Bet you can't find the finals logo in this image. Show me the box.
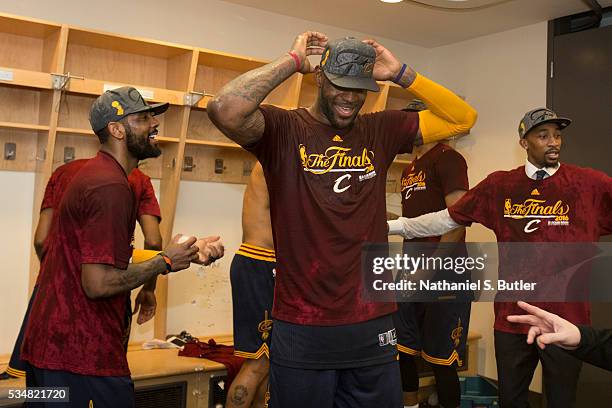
[299,144,376,193]
[503,196,570,233]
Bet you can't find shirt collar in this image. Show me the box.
[525,159,560,180]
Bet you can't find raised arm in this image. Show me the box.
[363,39,477,146]
[207,31,327,146]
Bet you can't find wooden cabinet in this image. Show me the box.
[0,11,420,338]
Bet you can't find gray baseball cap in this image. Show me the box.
[402,99,427,112]
[518,108,571,138]
[89,86,169,133]
[320,37,379,92]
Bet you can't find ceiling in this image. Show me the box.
[222,0,611,47]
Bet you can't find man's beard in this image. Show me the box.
[126,124,162,160]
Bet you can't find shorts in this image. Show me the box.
[230,243,276,359]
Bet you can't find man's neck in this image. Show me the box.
[99,145,137,175]
[306,101,332,126]
[413,142,438,158]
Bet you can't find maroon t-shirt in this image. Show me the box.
[39,161,160,264]
[247,105,418,325]
[448,164,612,333]
[401,143,468,243]
[42,161,160,219]
[22,151,138,376]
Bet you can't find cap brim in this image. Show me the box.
[523,117,572,137]
[132,102,170,116]
[324,71,379,92]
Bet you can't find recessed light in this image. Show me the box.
[380,0,403,3]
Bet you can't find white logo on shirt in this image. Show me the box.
[333,174,352,193]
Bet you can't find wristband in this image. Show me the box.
[158,252,173,275]
[132,249,161,263]
[394,63,407,85]
[288,51,301,72]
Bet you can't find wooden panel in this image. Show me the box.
[0,85,52,125]
[193,65,241,96]
[0,13,60,38]
[186,109,228,143]
[298,74,317,108]
[68,28,190,59]
[66,78,184,105]
[52,133,99,170]
[0,32,43,71]
[197,49,265,72]
[361,84,389,114]
[0,129,43,172]
[42,25,68,74]
[136,153,164,180]
[263,73,302,109]
[0,67,53,89]
[181,145,254,184]
[386,84,418,110]
[57,92,97,130]
[166,51,195,92]
[65,43,170,90]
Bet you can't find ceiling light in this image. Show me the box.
[380,0,403,3]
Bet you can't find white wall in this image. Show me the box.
[0,172,34,354]
[427,21,549,389]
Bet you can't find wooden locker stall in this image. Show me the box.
[0,11,421,340]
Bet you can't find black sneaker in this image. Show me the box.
[0,371,17,380]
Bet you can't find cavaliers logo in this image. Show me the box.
[321,49,330,67]
[451,318,463,348]
[258,310,273,341]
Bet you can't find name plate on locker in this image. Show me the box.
[0,69,14,81]
[103,84,155,100]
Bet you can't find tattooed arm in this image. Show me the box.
[207,31,327,146]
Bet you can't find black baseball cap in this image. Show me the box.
[518,108,571,138]
[402,99,427,112]
[320,37,379,92]
[89,86,169,133]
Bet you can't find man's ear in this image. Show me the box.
[519,137,528,151]
[107,122,125,140]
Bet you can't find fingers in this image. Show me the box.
[507,314,541,326]
[516,301,550,320]
[526,326,541,344]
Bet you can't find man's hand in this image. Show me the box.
[163,234,199,271]
[194,236,225,266]
[133,289,156,324]
[362,39,402,82]
[507,301,582,350]
[290,31,328,74]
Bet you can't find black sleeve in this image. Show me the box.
[569,325,612,371]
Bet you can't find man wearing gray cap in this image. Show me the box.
[389,108,612,407]
[208,31,477,407]
[21,87,203,407]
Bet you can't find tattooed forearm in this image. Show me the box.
[207,54,296,145]
[82,257,165,299]
[395,66,417,89]
[224,55,296,106]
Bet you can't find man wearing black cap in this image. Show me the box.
[20,87,202,407]
[208,32,477,407]
[389,108,612,407]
